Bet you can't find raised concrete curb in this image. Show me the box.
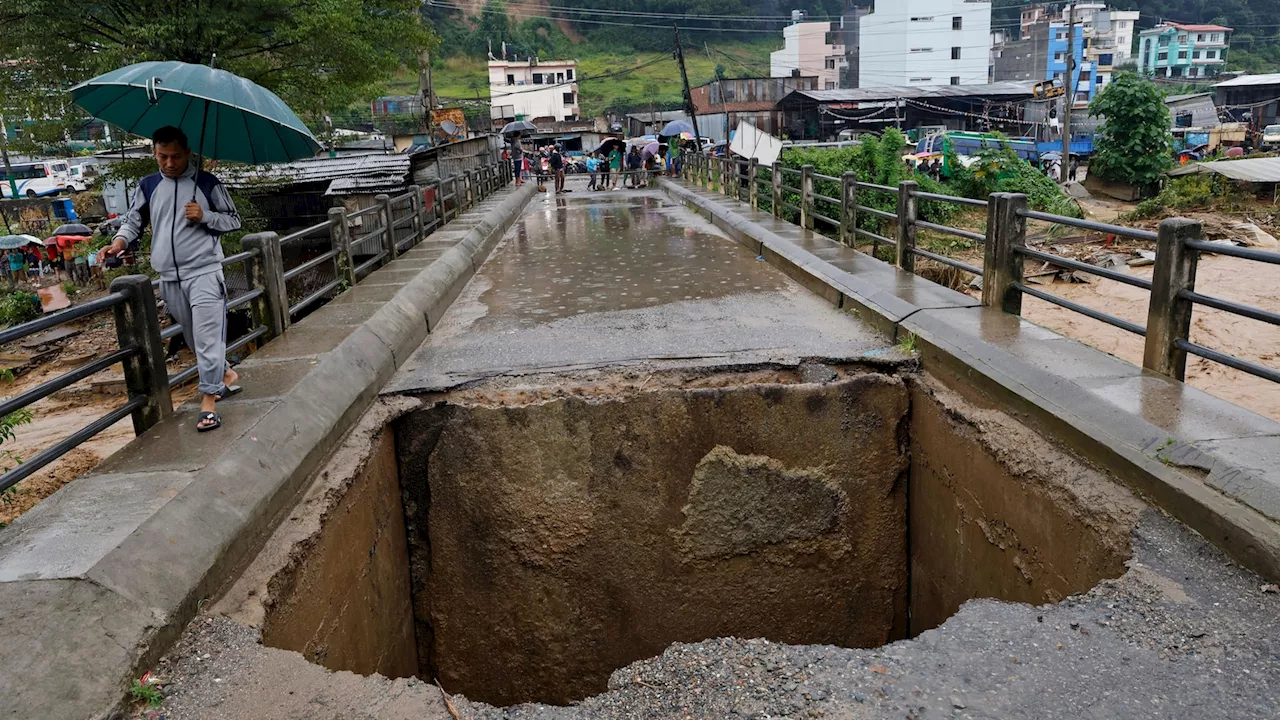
[0,183,536,719]
[659,178,1280,582]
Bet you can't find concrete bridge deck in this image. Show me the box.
[2,178,1280,719]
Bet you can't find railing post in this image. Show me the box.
[109,275,172,435]
[771,162,783,218]
[464,170,475,209]
[801,164,815,231]
[1143,218,1202,381]
[982,192,1028,314]
[431,178,444,229]
[748,158,759,210]
[896,180,918,271]
[450,175,461,220]
[841,172,857,248]
[409,185,424,243]
[328,207,355,287]
[377,193,399,261]
[242,231,288,338]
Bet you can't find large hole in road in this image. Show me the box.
[251,366,1139,707]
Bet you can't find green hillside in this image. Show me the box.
[386,42,777,118]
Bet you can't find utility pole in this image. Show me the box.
[674,25,704,153]
[1061,3,1075,183]
[0,114,18,200]
[419,49,435,133]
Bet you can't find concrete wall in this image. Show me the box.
[259,429,418,678]
[860,0,992,87]
[908,378,1140,632]
[397,373,911,706]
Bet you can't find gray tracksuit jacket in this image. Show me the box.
[116,165,242,282]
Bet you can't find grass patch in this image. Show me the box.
[896,331,918,354]
[129,679,164,708]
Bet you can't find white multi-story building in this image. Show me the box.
[859,0,993,88]
[1090,9,1140,87]
[487,59,580,124]
[771,21,847,90]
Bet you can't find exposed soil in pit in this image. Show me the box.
[209,364,1141,711]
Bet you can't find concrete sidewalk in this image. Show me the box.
[660,178,1280,582]
[0,183,537,719]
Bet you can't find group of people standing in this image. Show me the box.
[507,132,688,193]
[2,243,102,288]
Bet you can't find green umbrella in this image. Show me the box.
[70,60,321,165]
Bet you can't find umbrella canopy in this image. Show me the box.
[0,234,41,250]
[659,119,694,137]
[54,235,91,250]
[1040,151,1062,161]
[595,137,625,155]
[70,61,320,164]
[641,141,663,160]
[627,135,657,147]
[502,120,537,137]
[53,223,93,237]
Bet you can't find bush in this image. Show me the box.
[950,144,1083,218]
[1120,174,1231,220]
[0,291,40,328]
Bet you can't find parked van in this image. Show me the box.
[1260,125,1280,150]
[0,160,75,198]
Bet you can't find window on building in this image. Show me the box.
[910,48,932,53]
[1178,50,1188,60]
[1206,50,1217,59]
[1054,51,1065,62]
[1055,30,1064,40]
[1157,51,1168,62]
[506,74,515,85]
[1144,39,1151,51]
[1119,21,1128,29]
[1196,33,1205,42]
[1188,67,1199,78]
[563,92,575,105]
[951,76,961,85]
[909,77,933,83]
[556,72,564,83]
[951,47,961,59]
[1158,36,1169,47]
[1192,50,1201,59]
[1053,71,1063,81]
[1171,67,1183,77]
[566,69,574,80]
[532,73,543,84]
[1177,34,1187,43]
[825,80,836,90]
[910,16,934,21]
[952,16,962,30]
[825,58,836,69]
[1210,33,1220,42]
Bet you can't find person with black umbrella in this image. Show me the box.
[509,132,526,186]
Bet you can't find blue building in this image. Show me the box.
[992,21,1099,108]
[1046,22,1098,107]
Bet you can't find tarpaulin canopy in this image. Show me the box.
[1168,156,1280,182]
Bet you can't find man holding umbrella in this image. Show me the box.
[98,126,242,432]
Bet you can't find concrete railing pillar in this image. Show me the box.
[242,232,288,338]
[328,207,355,287]
[409,185,424,243]
[376,193,399,260]
[450,175,461,221]
[841,172,857,248]
[982,192,1028,314]
[896,180,918,271]
[464,170,474,209]
[771,162,783,219]
[801,164,815,231]
[431,179,444,229]
[110,275,172,435]
[1143,218,1202,381]
[748,158,759,210]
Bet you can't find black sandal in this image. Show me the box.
[215,385,242,401]
[197,411,221,433]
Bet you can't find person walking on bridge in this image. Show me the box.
[98,126,243,433]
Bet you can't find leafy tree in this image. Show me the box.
[1088,73,1172,191]
[2,0,436,152]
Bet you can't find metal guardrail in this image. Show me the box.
[680,152,1280,388]
[0,158,512,495]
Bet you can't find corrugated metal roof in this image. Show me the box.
[1214,74,1280,88]
[324,175,411,196]
[783,82,1037,104]
[221,154,410,189]
[1168,157,1280,182]
[1165,93,1214,103]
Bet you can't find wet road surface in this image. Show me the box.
[387,190,893,393]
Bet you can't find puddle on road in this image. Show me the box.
[475,194,787,326]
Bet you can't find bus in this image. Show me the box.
[0,160,76,199]
[915,131,1040,175]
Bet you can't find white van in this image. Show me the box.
[0,160,74,198]
[1261,125,1280,150]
